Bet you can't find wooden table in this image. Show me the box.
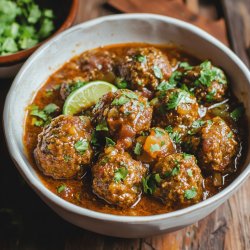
[0,1,249,249]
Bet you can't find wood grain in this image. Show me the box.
[0,1,249,250]
[221,0,250,68]
[107,0,228,45]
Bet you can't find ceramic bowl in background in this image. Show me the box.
[0,0,79,79]
[3,14,250,238]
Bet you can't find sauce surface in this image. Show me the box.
[24,43,247,216]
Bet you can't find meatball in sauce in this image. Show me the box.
[24,43,247,216]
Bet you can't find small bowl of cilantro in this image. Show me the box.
[0,0,78,78]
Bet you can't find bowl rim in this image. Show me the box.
[4,13,250,223]
[0,0,79,66]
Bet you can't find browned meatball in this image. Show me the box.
[176,61,228,104]
[153,88,199,129]
[92,89,153,148]
[118,47,171,91]
[80,49,116,80]
[134,127,176,163]
[151,153,203,206]
[60,50,116,100]
[92,147,147,207]
[186,116,238,172]
[34,115,93,179]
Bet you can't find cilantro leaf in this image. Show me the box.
[105,137,116,147]
[112,96,130,106]
[230,106,244,122]
[135,54,147,63]
[96,120,109,131]
[43,103,59,114]
[153,65,163,79]
[154,173,162,183]
[157,80,176,91]
[57,184,66,193]
[134,142,142,155]
[74,139,89,154]
[166,90,194,110]
[114,167,128,182]
[150,144,161,152]
[116,78,128,89]
[171,165,180,176]
[184,187,197,199]
[142,175,156,194]
[91,131,99,146]
[153,128,165,137]
[187,169,193,177]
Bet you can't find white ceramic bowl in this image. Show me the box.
[4,14,250,238]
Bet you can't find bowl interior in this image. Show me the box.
[5,14,250,219]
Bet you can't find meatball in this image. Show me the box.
[34,115,93,179]
[187,116,238,172]
[118,47,171,92]
[92,89,153,148]
[176,61,228,104]
[92,147,147,207]
[134,127,176,163]
[60,50,116,100]
[151,153,203,206]
[153,88,199,129]
[80,49,116,81]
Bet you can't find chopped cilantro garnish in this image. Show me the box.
[187,169,193,177]
[184,187,197,199]
[114,167,128,182]
[57,184,66,193]
[157,81,175,91]
[166,90,194,110]
[206,88,217,102]
[96,120,109,131]
[165,125,181,144]
[165,125,173,133]
[169,131,181,144]
[168,71,182,86]
[134,142,142,155]
[63,155,71,162]
[112,96,130,106]
[105,137,116,147]
[179,62,193,70]
[192,120,206,129]
[43,103,59,114]
[153,128,165,137]
[74,139,89,154]
[135,54,147,63]
[150,144,161,152]
[183,153,192,160]
[69,81,87,93]
[195,60,227,87]
[153,65,163,79]
[91,131,99,147]
[116,78,128,89]
[30,103,58,126]
[142,175,156,194]
[123,91,138,100]
[154,173,162,183]
[227,131,233,138]
[171,165,180,176]
[0,0,55,55]
[230,106,244,122]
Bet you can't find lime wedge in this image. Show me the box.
[63,81,117,115]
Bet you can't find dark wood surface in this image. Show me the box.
[0,0,249,249]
